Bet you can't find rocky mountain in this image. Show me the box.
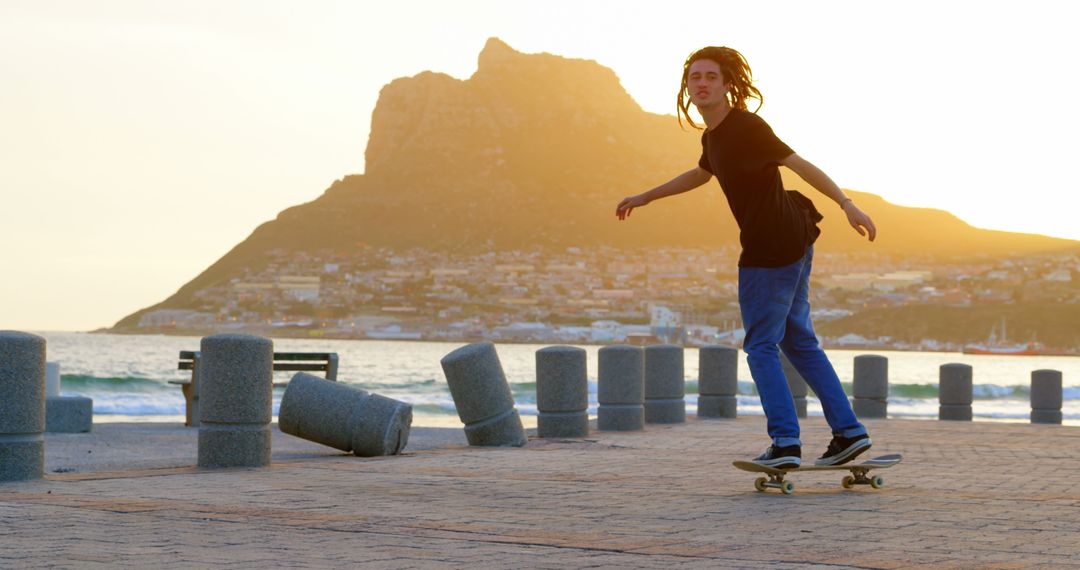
[111,38,1077,329]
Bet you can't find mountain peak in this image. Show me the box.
[365,37,643,177]
[478,37,519,70]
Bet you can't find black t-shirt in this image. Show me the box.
[697,109,822,268]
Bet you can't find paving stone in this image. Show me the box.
[1,417,1078,567]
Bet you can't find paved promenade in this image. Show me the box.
[3,417,1079,569]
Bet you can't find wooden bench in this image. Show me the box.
[169,350,339,426]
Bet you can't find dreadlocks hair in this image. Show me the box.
[677,46,763,130]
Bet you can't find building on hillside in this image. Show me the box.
[278,276,320,302]
[592,289,634,300]
[1044,269,1072,282]
[138,309,216,328]
[824,271,930,292]
[649,304,685,344]
[232,281,276,301]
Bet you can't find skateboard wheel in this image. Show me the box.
[781,481,795,494]
[841,475,855,489]
[754,477,767,492]
[870,475,884,489]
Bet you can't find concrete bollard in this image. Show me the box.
[852,355,888,419]
[0,331,46,482]
[46,396,93,434]
[440,342,527,447]
[939,363,973,421]
[1030,369,1063,425]
[46,362,60,398]
[780,353,808,418]
[198,334,273,468]
[44,362,93,434]
[644,345,685,424]
[535,346,589,438]
[597,345,644,431]
[698,345,738,419]
[280,372,412,456]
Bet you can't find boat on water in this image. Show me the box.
[962,319,1073,356]
[961,341,1061,356]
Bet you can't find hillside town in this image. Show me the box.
[133,246,1080,351]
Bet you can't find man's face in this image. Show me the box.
[687,59,729,109]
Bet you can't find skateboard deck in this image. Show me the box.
[733,453,902,494]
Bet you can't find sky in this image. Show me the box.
[2,0,1078,331]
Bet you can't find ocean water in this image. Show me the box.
[34,332,1080,427]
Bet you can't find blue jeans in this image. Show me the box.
[738,246,867,448]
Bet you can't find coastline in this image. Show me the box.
[87,326,1030,355]
[34,331,1080,427]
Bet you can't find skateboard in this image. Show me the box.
[732,454,902,494]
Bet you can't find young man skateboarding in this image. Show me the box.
[615,46,876,468]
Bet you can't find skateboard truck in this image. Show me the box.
[754,473,795,494]
[840,466,885,490]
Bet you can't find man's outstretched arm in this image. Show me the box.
[782,154,877,241]
[616,167,712,220]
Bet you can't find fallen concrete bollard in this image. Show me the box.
[644,345,685,424]
[536,346,588,438]
[597,345,644,431]
[198,334,273,468]
[440,342,527,447]
[780,353,808,419]
[853,355,888,419]
[1030,369,1063,425]
[280,372,412,456]
[698,345,738,419]
[45,362,93,434]
[0,331,46,482]
[939,363,973,421]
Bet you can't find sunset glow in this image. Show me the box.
[1,0,1077,330]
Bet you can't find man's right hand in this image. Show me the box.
[616,194,649,220]
[615,167,711,220]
